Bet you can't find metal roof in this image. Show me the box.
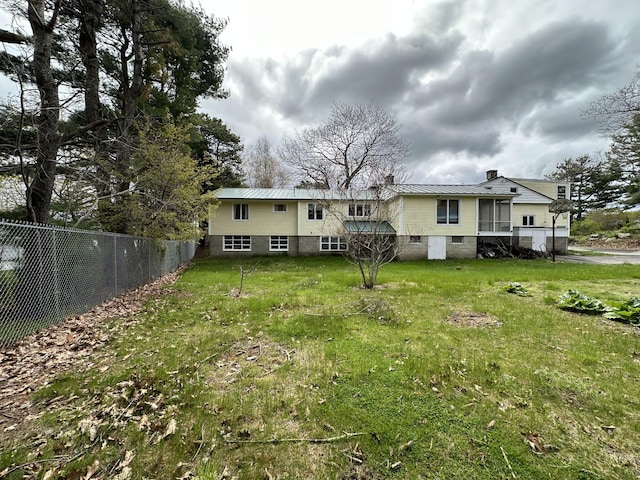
[385,184,519,197]
[214,188,376,201]
[214,184,520,201]
[343,220,396,234]
[214,188,334,200]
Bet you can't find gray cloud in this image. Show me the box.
[422,20,615,126]
[396,19,626,163]
[207,2,640,184]
[226,28,464,122]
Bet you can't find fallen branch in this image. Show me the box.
[2,438,97,477]
[225,431,367,445]
[500,446,516,479]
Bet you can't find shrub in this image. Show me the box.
[557,290,606,315]
[604,297,640,326]
[503,282,528,296]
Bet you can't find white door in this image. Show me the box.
[531,230,547,252]
[427,236,447,260]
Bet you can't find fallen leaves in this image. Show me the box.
[521,431,559,455]
[0,271,181,478]
[0,271,179,442]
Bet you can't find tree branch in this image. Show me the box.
[0,29,29,44]
[59,119,109,145]
[225,431,367,445]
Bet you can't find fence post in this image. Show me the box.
[113,235,118,295]
[53,227,61,320]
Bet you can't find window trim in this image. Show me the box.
[348,202,372,218]
[232,203,249,221]
[522,215,535,226]
[451,236,464,244]
[320,236,347,251]
[269,235,289,251]
[436,199,460,225]
[223,235,251,251]
[557,185,566,199]
[273,203,288,213]
[308,203,323,220]
[409,235,422,244]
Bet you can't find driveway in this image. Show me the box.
[558,246,640,265]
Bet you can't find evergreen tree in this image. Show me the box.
[607,114,640,207]
[548,154,622,218]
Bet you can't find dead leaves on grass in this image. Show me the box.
[0,271,181,478]
[521,431,559,455]
[0,271,179,440]
[207,339,295,391]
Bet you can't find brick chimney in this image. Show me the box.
[486,170,498,180]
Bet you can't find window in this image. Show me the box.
[223,236,251,251]
[269,236,288,251]
[437,199,459,224]
[557,186,566,199]
[308,203,323,220]
[522,215,535,226]
[233,203,249,220]
[409,235,422,244]
[273,204,287,212]
[320,236,347,251]
[451,236,464,244]
[478,199,511,232]
[348,203,372,217]
[510,187,518,193]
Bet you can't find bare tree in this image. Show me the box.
[585,70,640,135]
[330,186,399,289]
[243,137,290,187]
[279,103,410,190]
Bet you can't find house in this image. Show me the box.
[207,171,570,260]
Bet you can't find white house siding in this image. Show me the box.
[512,204,569,229]
[297,201,344,237]
[209,201,298,236]
[513,179,569,200]
[399,196,477,236]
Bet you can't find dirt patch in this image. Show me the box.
[445,310,502,328]
[0,270,180,445]
[207,339,296,391]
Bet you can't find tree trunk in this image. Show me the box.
[78,0,108,195]
[26,0,61,224]
[101,0,145,233]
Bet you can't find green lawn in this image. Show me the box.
[2,257,640,479]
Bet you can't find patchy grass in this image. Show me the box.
[2,257,640,479]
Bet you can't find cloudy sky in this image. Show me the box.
[200,0,640,184]
[0,1,637,185]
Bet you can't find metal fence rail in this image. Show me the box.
[0,219,195,348]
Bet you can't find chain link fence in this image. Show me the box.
[0,219,196,348]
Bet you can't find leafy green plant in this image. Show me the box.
[604,297,640,326]
[503,282,528,296]
[557,290,606,314]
